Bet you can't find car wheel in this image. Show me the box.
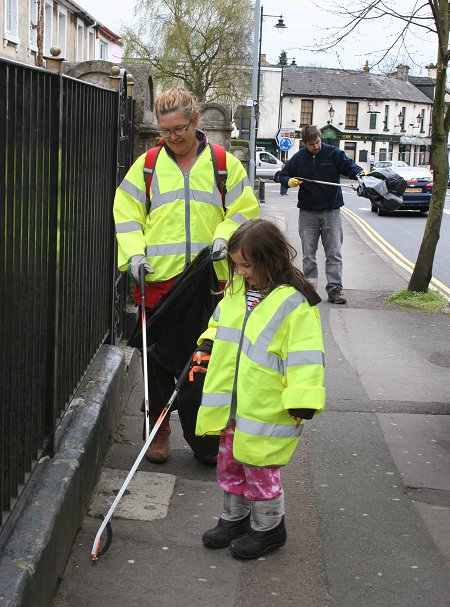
[371,203,377,213]
[377,207,386,216]
[273,171,281,183]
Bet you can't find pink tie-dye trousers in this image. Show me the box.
[217,420,283,501]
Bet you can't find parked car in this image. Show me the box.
[255,148,284,180]
[372,161,433,214]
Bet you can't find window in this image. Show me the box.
[57,6,67,58]
[399,143,411,163]
[369,113,377,129]
[44,0,52,56]
[398,107,406,132]
[29,0,38,51]
[76,20,84,61]
[420,109,425,134]
[259,152,277,165]
[379,148,387,161]
[344,142,356,161]
[5,0,19,43]
[87,29,95,60]
[345,102,358,129]
[99,40,108,60]
[383,105,389,131]
[300,99,313,126]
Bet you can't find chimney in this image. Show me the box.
[395,64,410,81]
[426,63,437,80]
[260,53,268,66]
[363,60,369,72]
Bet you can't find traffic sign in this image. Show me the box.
[276,128,296,144]
[279,137,293,151]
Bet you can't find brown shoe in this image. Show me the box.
[327,288,347,304]
[145,417,171,463]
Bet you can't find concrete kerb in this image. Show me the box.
[0,343,140,607]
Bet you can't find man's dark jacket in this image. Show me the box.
[279,143,363,211]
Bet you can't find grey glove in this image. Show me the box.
[129,254,154,282]
[212,238,228,261]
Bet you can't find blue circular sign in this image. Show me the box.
[279,137,293,151]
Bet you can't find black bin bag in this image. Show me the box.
[177,361,220,460]
[128,246,221,457]
[356,168,407,211]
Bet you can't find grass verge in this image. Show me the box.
[386,289,449,313]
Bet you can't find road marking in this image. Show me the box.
[342,207,450,299]
[444,209,450,215]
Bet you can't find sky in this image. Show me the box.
[83,0,438,76]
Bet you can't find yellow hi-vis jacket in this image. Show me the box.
[113,144,259,281]
[195,277,325,467]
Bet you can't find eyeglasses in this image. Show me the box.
[159,119,192,138]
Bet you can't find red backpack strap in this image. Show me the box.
[143,145,162,206]
[210,143,227,211]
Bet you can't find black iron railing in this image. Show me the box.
[0,57,133,540]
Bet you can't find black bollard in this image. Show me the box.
[259,179,265,204]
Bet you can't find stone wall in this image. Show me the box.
[62,61,238,163]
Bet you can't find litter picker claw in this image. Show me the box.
[90,354,193,561]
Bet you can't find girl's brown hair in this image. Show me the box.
[154,86,198,120]
[227,219,306,294]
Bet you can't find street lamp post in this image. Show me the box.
[248,0,261,190]
[248,2,286,189]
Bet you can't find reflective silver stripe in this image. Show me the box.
[241,291,307,372]
[115,220,142,234]
[236,415,303,438]
[287,350,325,367]
[202,393,232,408]
[213,306,220,322]
[216,326,242,343]
[151,171,222,210]
[227,212,248,226]
[225,177,246,206]
[241,335,284,373]
[119,179,147,204]
[145,242,209,257]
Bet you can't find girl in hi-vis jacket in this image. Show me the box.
[195,219,326,559]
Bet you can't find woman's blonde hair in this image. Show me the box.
[154,86,198,120]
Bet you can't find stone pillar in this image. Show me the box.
[198,103,233,150]
[44,47,64,74]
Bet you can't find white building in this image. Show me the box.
[1,0,122,67]
[255,63,433,170]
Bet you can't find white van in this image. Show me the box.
[255,148,284,180]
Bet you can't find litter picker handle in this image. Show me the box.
[90,353,194,562]
[294,177,355,189]
[139,265,150,441]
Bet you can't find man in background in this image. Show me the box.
[279,125,363,304]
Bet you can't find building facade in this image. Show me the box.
[1,0,121,66]
[255,63,433,170]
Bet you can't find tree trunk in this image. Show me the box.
[408,32,448,292]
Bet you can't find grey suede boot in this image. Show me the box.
[230,494,286,559]
[202,492,251,549]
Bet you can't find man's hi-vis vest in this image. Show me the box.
[113,145,259,282]
[195,278,326,467]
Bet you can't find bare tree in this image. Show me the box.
[300,1,447,293]
[121,0,254,104]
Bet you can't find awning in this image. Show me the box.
[400,136,431,146]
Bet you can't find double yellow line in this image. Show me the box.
[342,206,450,299]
